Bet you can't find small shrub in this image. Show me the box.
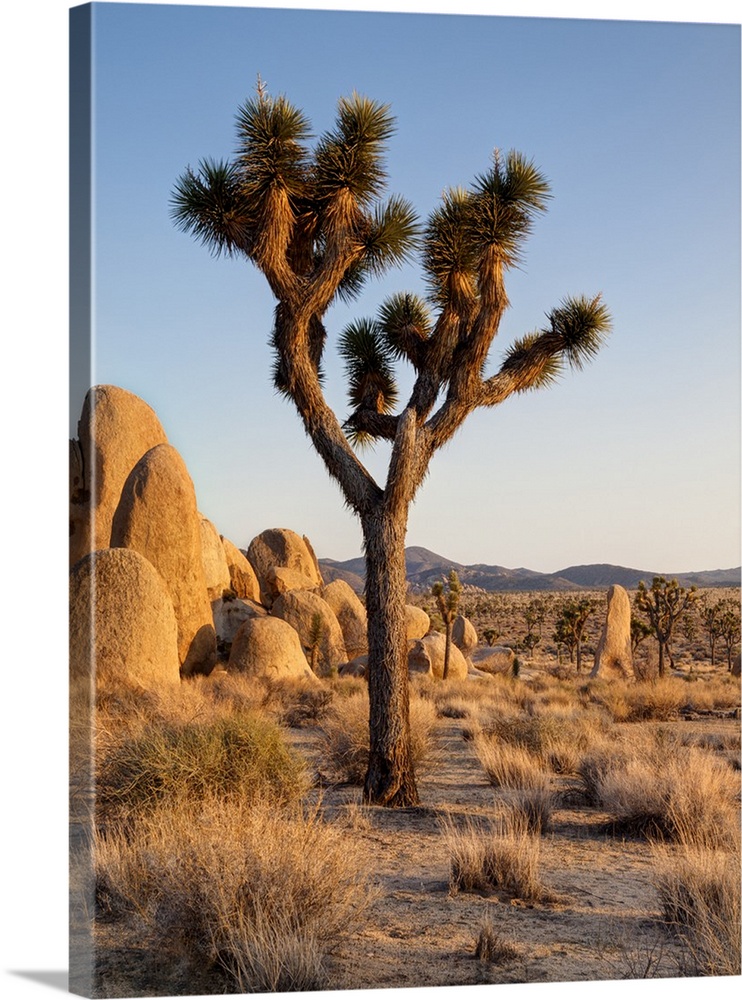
[653,844,741,976]
[94,797,371,992]
[510,783,556,834]
[97,713,309,822]
[436,697,471,719]
[442,810,547,901]
[595,745,740,847]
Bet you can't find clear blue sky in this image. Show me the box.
[75,0,740,573]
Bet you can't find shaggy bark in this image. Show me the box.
[362,507,419,806]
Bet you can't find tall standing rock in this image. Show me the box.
[590,584,634,680]
[69,385,168,566]
[70,548,180,689]
[247,528,324,606]
[110,443,216,677]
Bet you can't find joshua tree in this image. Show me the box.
[432,570,461,680]
[172,86,611,805]
[635,577,697,677]
[307,611,327,675]
[717,599,741,671]
[553,597,596,673]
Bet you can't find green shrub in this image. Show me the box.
[97,713,309,820]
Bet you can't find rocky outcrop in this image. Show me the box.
[408,632,468,681]
[470,645,515,676]
[265,565,321,603]
[319,579,368,660]
[199,516,231,601]
[212,596,267,646]
[452,615,478,656]
[270,589,347,675]
[69,385,168,566]
[227,616,315,681]
[590,584,634,680]
[405,605,430,641]
[247,528,324,606]
[70,548,180,689]
[221,536,261,601]
[110,443,216,677]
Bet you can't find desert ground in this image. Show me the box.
[71,588,741,998]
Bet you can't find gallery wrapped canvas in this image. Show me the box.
[69,2,740,997]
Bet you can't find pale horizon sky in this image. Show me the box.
[66,0,741,576]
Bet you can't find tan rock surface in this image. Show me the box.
[227,616,315,681]
[405,604,431,641]
[266,565,321,602]
[221,536,261,601]
[590,584,634,680]
[199,516,231,601]
[452,614,478,655]
[69,385,168,566]
[212,596,267,646]
[271,589,347,675]
[408,632,469,681]
[320,579,368,660]
[110,443,216,677]
[470,644,515,675]
[69,548,180,689]
[247,527,323,605]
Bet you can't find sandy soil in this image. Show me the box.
[288,714,739,990]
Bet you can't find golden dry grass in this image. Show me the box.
[653,843,741,976]
[441,809,549,901]
[93,795,372,992]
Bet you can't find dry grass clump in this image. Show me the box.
[680,671,742,713]
[653,844,741,976]
[510,783,557,834]
[94,796,371,992]
[583,678,687,723]
[477,709,609,775]
[474,915,522,964]
[441,810,548,901]
[593,744,740,847]
[97,712,309,824]
[317,690,438,784]
[474,737,546,790]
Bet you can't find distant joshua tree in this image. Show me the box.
[432,570,461,680]
[552,597,596,673]
[634,577,698,677]
[172,85,611,805]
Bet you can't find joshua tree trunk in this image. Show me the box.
[362,505,419,806]
[443,624,453,681]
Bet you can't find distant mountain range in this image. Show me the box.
[319,546,741,595]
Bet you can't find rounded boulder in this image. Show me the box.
[227,616,315,681]
[70,548,180,689]
[110,443,216,677]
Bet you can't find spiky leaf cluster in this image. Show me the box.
[171,87,417,296]
[338,319,399,415]
[422,152,550,306]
